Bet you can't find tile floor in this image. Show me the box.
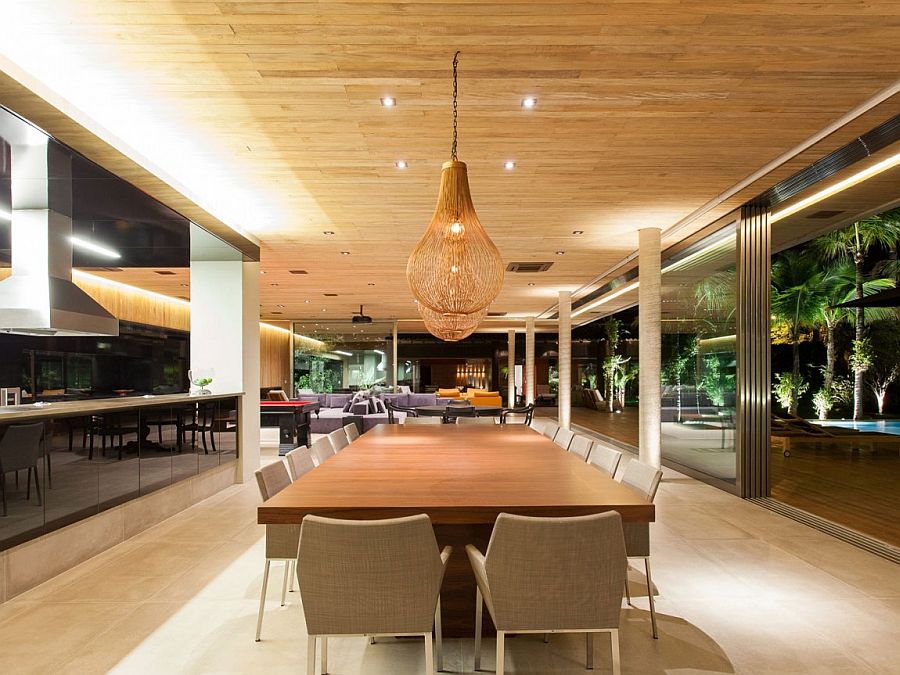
[0,435,898,674]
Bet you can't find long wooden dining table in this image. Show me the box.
[257,423,655,636]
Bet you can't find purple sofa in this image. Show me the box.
[297,392,442,434]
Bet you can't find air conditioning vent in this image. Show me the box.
[323,293,338,297]
[807,210,845,219]
[289,269,308,274]
[506,262,553,273]
[487,312,507,317]
[154,270,176,275]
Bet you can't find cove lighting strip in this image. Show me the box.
[571,281,640,318]
[770,150,900,224]
[74,270,189,307]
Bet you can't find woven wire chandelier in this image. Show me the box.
[418,304,487,342]
[406,52,504,340]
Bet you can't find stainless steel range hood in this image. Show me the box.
[0,138,118,337]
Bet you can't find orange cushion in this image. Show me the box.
[473,391,500,398]
[438,388,460,398]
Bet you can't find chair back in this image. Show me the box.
[255,460,292,501]
[500,403,534,425]
[619,458,663,501]
[0,422,44,472]
[403,417,442,425]
[298,514,446,635]
[343,423,361,442]
[457,416,497,425]
[541,422,560,441]
[588,443,623,477]
[328,428,350,453]
[553,427,575,450]
[267,389,290,401]
[310,436,335,465]
[285,446,316,481]
[484,512,627,632]
[568,434,593,460]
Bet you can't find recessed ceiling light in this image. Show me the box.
[528,282,536,286]
[323,231,335,236]
[395,160,408,169]
[341,251,351,255]
[504,161,515,170]
[259,270,266,274]
[304,299,311,304]
[276,304,285,308]
[322,308,327,312]
[555,251,566,255]
[270,282,279,286]
[368,282,376,286]
[572,230,584,235]
[521,97,537,109]
[381,96,396,107]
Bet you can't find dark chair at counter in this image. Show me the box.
[0,422,45,516]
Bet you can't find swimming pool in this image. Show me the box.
[815,419,900,436]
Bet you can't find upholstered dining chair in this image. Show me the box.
[403,417,442,425]
[499,403,534,425]
[254,460,297,641]
[541,421,560,441]
[0,422,45,516]
[568,434,593,460]
[618,458,664,638]
[310,436,335,465]
[285,446,316,482]
[466,512,627,675]
[298,514,452,675]
[456,416,498,425]
[327,428,350,453]
[553,427,575,451]
[588,443,623,478]
[343,422,361,442]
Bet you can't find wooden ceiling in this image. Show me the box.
[2,1,900,330]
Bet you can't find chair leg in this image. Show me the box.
[281,560,290,606]
[624,570,632,605]
[289,560,296,592]
[645,557,658,639]
[369,636,376,644]
[496,630,505,675]
[46,452,52,489]
[586,632,594,669]
[321,636,328,674]
[307,636,317,675]
[543,633,549,643]
[32,466,41,506]
[1,473,6,516]
[425,631,434,675]
[611,629,621,675]
[26,467,31,500]
[255,560,271,642]
[474,588,483,671]
[435,596,443,672]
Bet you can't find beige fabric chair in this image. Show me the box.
[327,428,350,453]
[568,434,593,460]
[618,458,664,639]
[343,422,361,442]
[403,416,442,425]
[285,446,316,481]
[298,514,452,675]
[588,443,623,477]
[456,416,498,425]
[553,427,575,451]
[466,512,627,675]
[541,421,560,441]
[254,460,298,641]
[310,436,335,465]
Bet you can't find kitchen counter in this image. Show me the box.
[0,391,244,423]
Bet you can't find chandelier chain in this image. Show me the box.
[451,50,460,160]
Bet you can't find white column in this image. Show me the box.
[507,329,516,406]
[525,318,535,405]
[558,291,572,430]
[190,256,260,483]
[392,321,399,391]
[638,227,662,468]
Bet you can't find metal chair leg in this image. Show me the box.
[435,596,444,672]
[624,570,632,605]
[645,557,658,639]
[586,632,594,669]
[289,560,296,592]
[611,629,621,675]
[281,560,290,606]
[543,633,549,643]
[496,630,505,675]
[474,588,483,670]
[321,636,328,674]
[255,560,271,641]
[425,631,434,675]
[306,636,316,675]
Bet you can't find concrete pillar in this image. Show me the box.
[392,321,399,391]
[558,291,572,430]
[525,317,535,405]
[638,227,662,468]
[507,329,516,406]
[190,225,260,483]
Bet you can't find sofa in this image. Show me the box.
[296,392,443,434]
[460,389,503,407]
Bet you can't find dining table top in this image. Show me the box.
[258,424,654,526]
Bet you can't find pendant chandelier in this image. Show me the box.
[418,304,487,342]
[406,52,504,340]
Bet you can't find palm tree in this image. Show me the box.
[817,260,895,397]
[771,250,827,415]
[815,214,900,419]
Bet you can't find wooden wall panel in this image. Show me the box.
[260,323,292,391]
